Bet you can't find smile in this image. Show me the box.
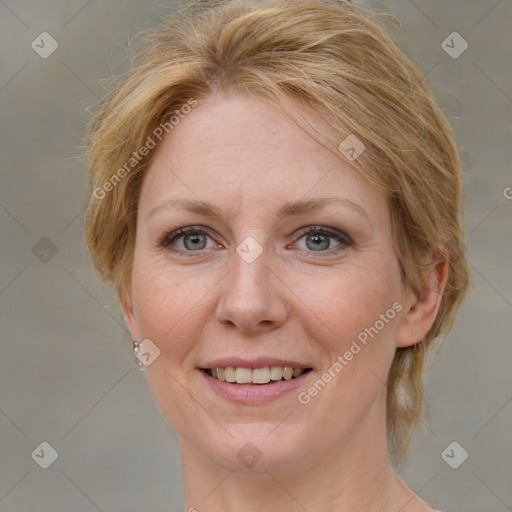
[202,366,312,384]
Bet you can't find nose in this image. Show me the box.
[215,245,289,334]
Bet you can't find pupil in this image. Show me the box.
[184,233,206,250]
[307,233,329,251]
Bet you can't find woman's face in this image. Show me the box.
[125,92,411,472]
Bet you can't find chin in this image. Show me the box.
[226,424,319,472]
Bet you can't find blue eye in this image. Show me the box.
[161,225,351,256]
[294,226,350,252]
[162,227,216,252]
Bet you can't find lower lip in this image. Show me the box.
[199,369,313,404]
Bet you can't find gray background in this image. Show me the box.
[0,1,511,511]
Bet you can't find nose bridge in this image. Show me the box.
[232,243,269,296]
[215,239,287,332]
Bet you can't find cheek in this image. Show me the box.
[290,263,401,430]
[294,259,402,350]
[130,259,216,431]
[130,257,214,358]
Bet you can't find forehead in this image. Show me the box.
[154,93,329,174]
[138,92,387,224]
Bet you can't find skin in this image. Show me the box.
[124,91,448,512]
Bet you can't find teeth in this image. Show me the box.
[252,367,271,384]
[282,367,293,380]
[235,367,252,384]
[207,366,308,384]
[224,367,236,383]
[269,366,283,381]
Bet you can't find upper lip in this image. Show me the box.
[200,357,312,370]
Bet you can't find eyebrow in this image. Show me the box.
[146,197,370,222]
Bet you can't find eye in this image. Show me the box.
[293,226,351,253]
[162,227,218,252]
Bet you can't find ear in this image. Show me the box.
[396,251,449,348]
[121,290,140,341]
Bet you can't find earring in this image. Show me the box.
[133,340,146,372]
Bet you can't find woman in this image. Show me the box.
[85,0,470,510]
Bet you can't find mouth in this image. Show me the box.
[201,366,313,385]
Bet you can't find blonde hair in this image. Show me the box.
[85,0,470,462]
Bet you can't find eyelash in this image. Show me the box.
[293,226,352,252]
[160,225,352,256]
